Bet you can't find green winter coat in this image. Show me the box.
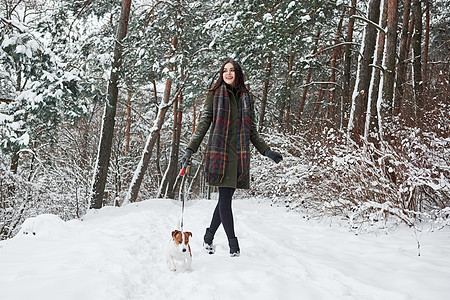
[187,87,269,189]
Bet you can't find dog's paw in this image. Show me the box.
[170,268,176,272]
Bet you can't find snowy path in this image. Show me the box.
[1,197,449,300]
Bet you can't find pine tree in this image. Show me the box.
[0,5,83,173]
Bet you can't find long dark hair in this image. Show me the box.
[209,60,248,94]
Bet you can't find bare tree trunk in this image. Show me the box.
[342,0,357,128]
[126,79,174,204]
[313,85,326,120]
[405,10,415,59]
[298,29,320,118]
[403,11,416,122]
[367,0,387,141]
[152,80,162,183]
[258,56,271,132]
[348,0,381,140]
[393,0,412,116]
[285,106,291,133]
[125,89,132,154]
[382,0,399,120]
[327,7,346,124]
[192,102,196,133]
[412,0,423,123]
[160,92,183,199]
[90,0,132,209]
[153,80,158,114]
[281,41,294,130]
[423,2,430,91]
[10,152,19,174]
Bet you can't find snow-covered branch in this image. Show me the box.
[350,15,386,33]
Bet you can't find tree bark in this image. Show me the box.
[125,89,132,154]
[381,0,398,118]
[10,152,19,174]
[298,29,320,118]
[159,92,182,199]
[313,84,326,120]
[367,0,387,141]
[258,56,271,132]
[412,0,423,123]
[90,0,132,209]
[342,0,357,128]
[348,0,381,140]
[423,2,430,91]
[281,40,294,130]
[405,10,415,59]
[152,80,162,183]
[393,0,412,116]
[327,7,346,124]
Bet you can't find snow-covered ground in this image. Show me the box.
[1,197,449,300]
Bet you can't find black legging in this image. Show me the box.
[208,187,236,239]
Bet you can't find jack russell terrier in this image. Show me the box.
[166,229,192,272]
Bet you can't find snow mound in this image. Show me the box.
[19,214,68,237]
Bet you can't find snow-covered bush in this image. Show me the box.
[246,126,450,231]
[0,163,43,240]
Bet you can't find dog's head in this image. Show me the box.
[171,230,192,253]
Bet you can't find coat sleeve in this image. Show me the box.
[250,95,270,155]
[187,92,214,153]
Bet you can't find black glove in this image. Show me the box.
[180,148,194,169]
[263,148,283,164]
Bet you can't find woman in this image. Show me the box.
[180,60,282,257]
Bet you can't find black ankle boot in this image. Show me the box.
[203,228,215,254]
[228,237,240,257]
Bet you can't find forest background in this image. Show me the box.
[1,0,449,240]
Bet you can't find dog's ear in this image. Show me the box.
[186,231,192,237]
[172,230,179,237]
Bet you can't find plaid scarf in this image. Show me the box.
[205,84,252,185]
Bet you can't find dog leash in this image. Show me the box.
[179,159,190,232]
[180,185,186,232]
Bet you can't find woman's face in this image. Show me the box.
[222,62,236,87]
